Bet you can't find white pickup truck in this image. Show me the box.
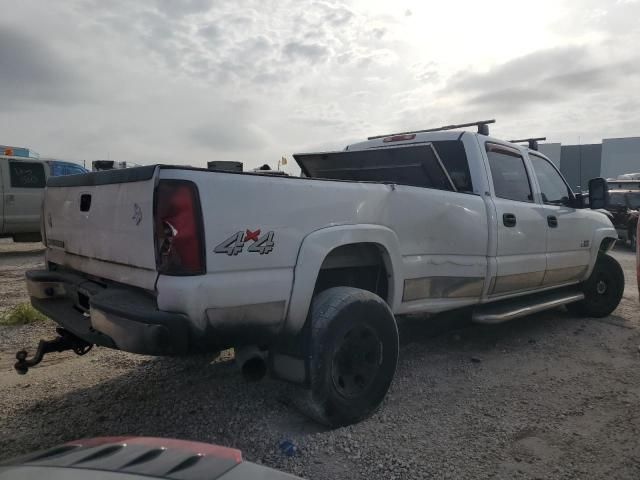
[21,121,624,426]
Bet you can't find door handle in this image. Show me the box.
[5,194,15,206]
[547,215,558,228]
[503,213,517,227]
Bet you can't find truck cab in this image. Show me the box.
[339,127,611,306]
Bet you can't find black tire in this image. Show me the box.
[298,287,399,427]
[566,253,624,318]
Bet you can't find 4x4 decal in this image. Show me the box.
[214,229,275,256]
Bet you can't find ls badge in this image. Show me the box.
[580,240,590,248]
[215,229,275,256]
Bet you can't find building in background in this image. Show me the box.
[538,137,640,191]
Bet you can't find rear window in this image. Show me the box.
[9,161,46,188]
[295,144,455,191]
[432,140,473,193]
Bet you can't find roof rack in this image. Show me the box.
[367,119,496,140]
[509,137,546,151]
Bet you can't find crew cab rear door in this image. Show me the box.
[528,153,591,285]
[484,142,548,295]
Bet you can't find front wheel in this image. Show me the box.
[567,253,624,318]
[298,287,399,427]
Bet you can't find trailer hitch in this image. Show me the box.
[15,328,93,375]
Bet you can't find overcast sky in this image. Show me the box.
[1,0,639,170]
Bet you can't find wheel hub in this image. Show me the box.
[331,324,382,398]
[596,279,607,295]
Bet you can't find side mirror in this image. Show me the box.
[589,177,609,210]
[572,192,585,208]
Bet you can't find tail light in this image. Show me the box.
[154,180,205,275]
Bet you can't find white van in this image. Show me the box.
[1,146,87,241]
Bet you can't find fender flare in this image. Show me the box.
[283,224,403,336]
[587,226,619,276]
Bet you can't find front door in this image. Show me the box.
[485,143,548,295]
[528,153,591,286]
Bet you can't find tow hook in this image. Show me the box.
[14,328,93,375]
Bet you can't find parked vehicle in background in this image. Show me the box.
[605,189,639,251]
[615,173,640,181]
[1,146,87,242]
[22,120,624,427]
[46,159,88,177]
[92,160,141,171]
[607,178,640,191]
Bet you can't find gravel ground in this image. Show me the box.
[0,247,638,479]
[0,240,44,316]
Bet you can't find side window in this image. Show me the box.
[9,161,46,188]
[432,140,474,193]
[68,165,87,175]
[50,163,65,176]
[529,155,573,206]
[486,145,533,203]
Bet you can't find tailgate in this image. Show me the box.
[44,166,159,279]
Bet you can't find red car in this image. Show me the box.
[0,437,302,480]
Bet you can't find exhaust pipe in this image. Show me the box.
[235,346,267,382]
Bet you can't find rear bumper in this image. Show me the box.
[26,270,189,355]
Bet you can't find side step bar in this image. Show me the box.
[472,291,584,324]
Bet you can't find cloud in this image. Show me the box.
[322,5,354,26]
[468,88,560,110]
[198,23,221,40]
[448,45,640,111]
[283,41,330,63]
[155,0,213,17]
[0,26,87,109]
[451,46,587,92]
[189,122,272,152]
[549,0,640,38]
[4,0,640,169]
